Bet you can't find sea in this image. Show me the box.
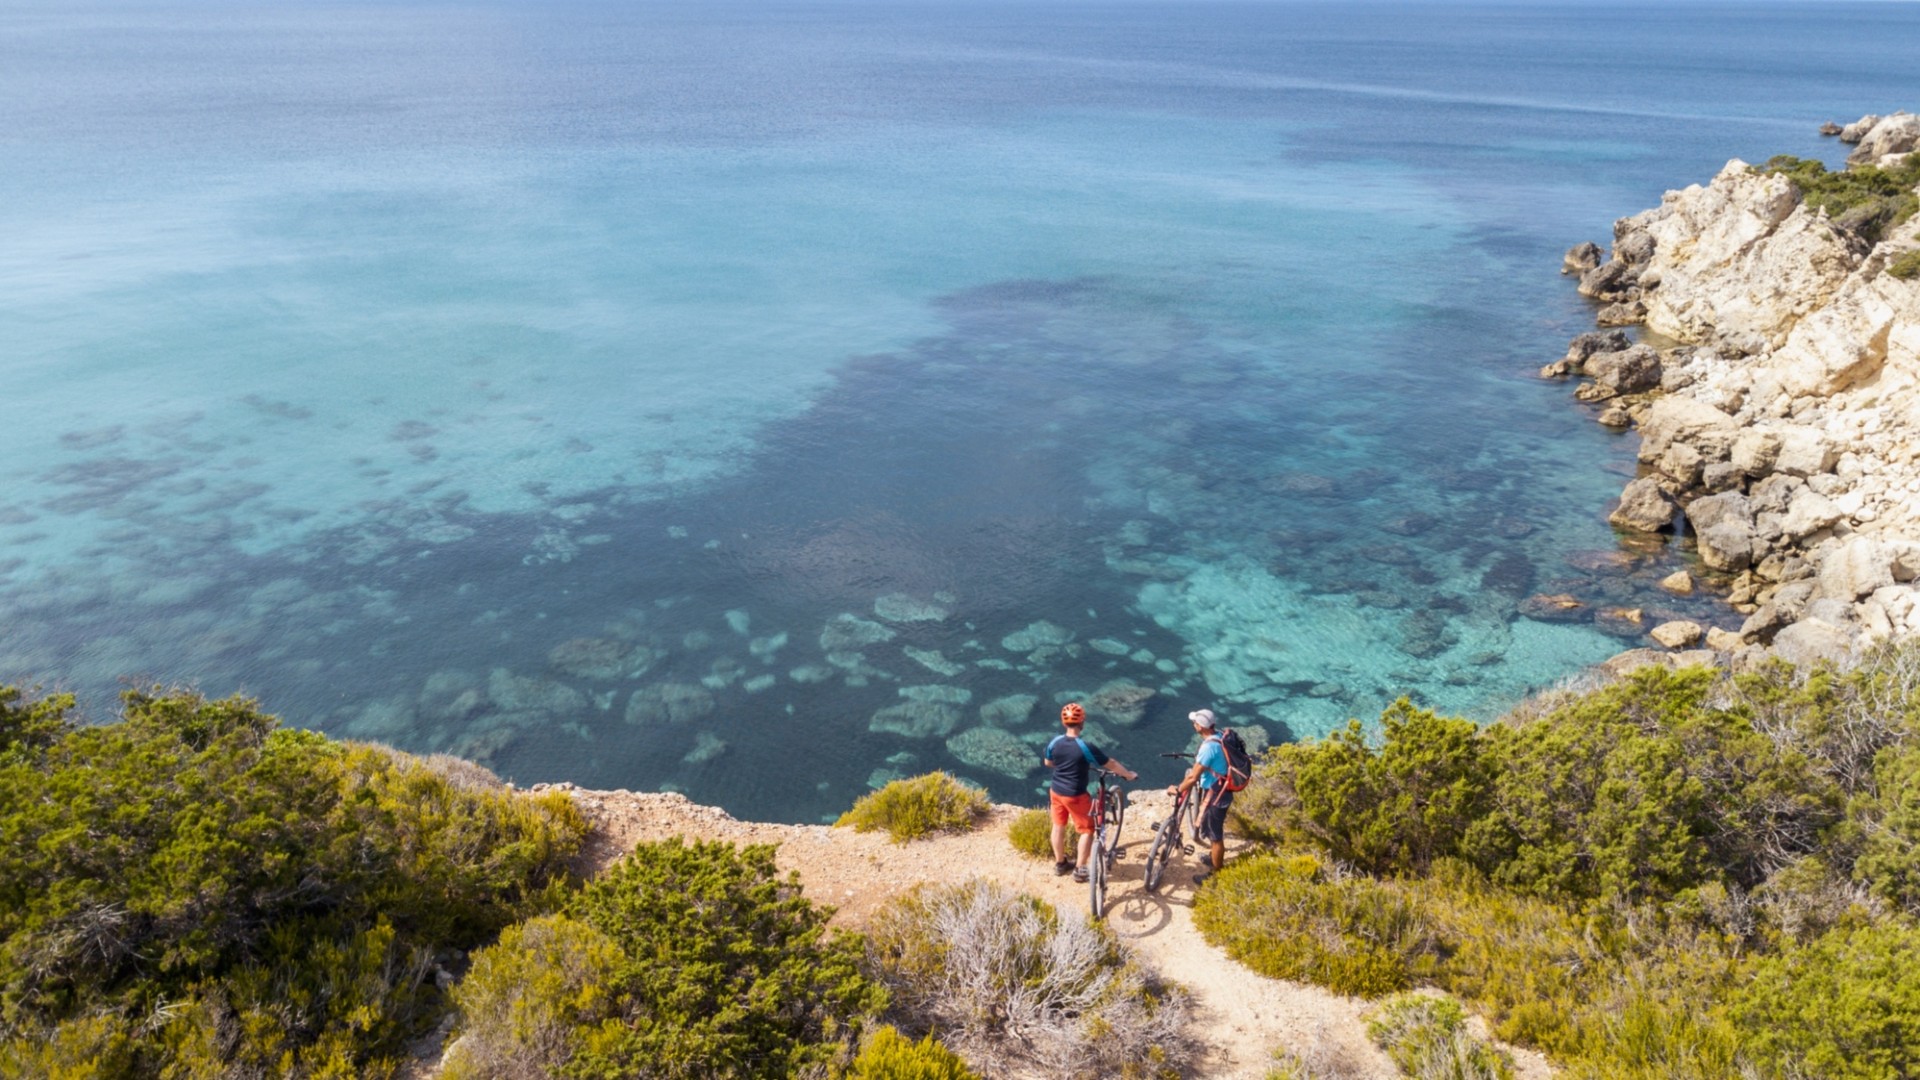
[3,0,1917,821]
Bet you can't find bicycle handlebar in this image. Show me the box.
[1160,751,1194,759]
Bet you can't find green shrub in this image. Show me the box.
[838,773,990,843]
[1008,807,1054,859]
[560,838,885,1078]
[1728,920,1920,1080]
[441,914,626,1080]
[1888,249,1920,281]
[848,1026,981,1080]
[865,879,1190,1076]
[1854,744,1920,914]
[1763,154,1920,244]
[1191,853,1431,997]
[1247,699,1489,874]
[0,685,588,1077]
[1367,993,1513,1080]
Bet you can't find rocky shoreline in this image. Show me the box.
[1546,111,1920,670]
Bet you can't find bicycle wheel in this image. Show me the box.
[1142,795,1182,893]
[1185,786,1206,841]
[1089,836,1108,918]
[1106,789,1126,868]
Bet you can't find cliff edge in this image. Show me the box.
[1552,112,1920,669]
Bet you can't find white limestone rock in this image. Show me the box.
[1846,112,1920,167]
[1638,161,1861,350]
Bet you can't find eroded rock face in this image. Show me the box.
[1557,126,1920,666]
[1846,112,1920,167]
[1636,161,1861,351]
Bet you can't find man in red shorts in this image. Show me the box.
[1042,702,1138,883]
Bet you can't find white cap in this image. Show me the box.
[1188,708,1216,729]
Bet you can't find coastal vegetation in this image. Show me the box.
[446,840,884,1079]
[1889,248,1920,281]
[0,686,587,1078]
[864,879,1191,1077]
[835,772,990,843]
[1007,806,1055,858]
[7,642,1917,1079]
[1762,154,1920,243]
[1210,648,1920,1080]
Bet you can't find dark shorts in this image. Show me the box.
[1196,787,1232,842]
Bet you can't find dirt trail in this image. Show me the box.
[539,783,1553,1080]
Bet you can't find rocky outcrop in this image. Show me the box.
[1846,111,1920,168]
[1551,112,1920,666]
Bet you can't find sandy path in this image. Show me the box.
[538,783,1553,1080]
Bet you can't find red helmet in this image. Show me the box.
[1060,702,1085,725]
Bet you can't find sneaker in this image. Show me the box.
[1053,858,1074,877]
[1191,869,1213,887]
[1072,866,1090,884]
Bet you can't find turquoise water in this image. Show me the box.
[3,1,1917,820]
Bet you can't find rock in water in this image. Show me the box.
[1610,477,1676,533]
[1659,570,1695,594]
[874,592,951,623]
[1519,593,1587,623]
[946,726,1037,778]
[1650,620,1704,649]
[869,701,962,739]
[979,693,1039,727]
[821,614,897,651]
[1563,240,1603,275]
[1088,680,1156,726]
[1001,620,1074,652]
[624,683,716,725]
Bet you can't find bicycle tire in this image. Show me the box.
[1106,788,1126,868]
[1143,794,1182,893]
[1089,837,1108,918]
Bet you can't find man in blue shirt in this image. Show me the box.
[1042,702,1137,884]
[1169,707,1231,886]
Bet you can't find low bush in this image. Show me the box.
[1888,249,1920,281]
[865,879,1190,1077]
[1008,807,1054,859]
[1763,154,1920,244]
[559,839,885,1078]
[1192,853,1432,997]
[1728,920,1920,1080]
[848,1026,981,1080]
[838,772,990,843]
[441,915,626,1080]
[0,685,588,1077]
[1366,993,1513,1080]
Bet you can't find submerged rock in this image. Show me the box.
[1001,620,1073,652]
[904,646,967,677]
[979,693,1040,727]
[821,614,896,651]
[623,683,715,725]
[1519,593,1587,623]
[869,701,962,739]
[489,668,587,716]
[875,592,951,623]
[548,637,655,681]
[683,732,728,764]
[1088,680,1156,726]
[946,726,1037,778]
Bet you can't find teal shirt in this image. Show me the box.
[1196,735,1226,789]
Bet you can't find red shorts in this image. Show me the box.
[1049,791,1094,833]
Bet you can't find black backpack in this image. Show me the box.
[1212,729,1253,792]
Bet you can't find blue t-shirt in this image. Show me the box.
[1196,734,1226,790]
[1043,734,1109,797]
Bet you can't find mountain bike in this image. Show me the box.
[1086,772,1126,919]
[1143,751,1204,894]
